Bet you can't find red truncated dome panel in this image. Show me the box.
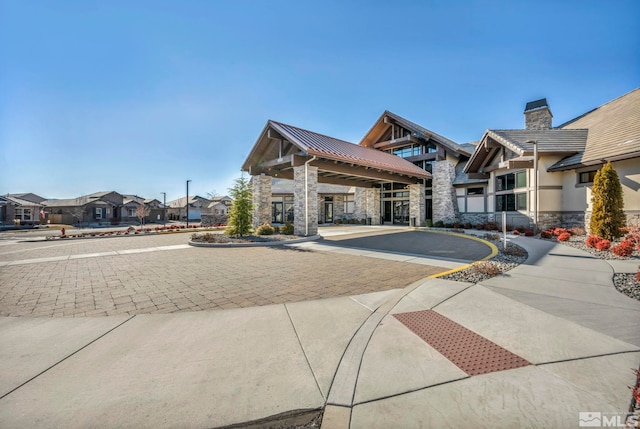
[394,310,530,376]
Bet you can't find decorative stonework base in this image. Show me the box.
[251,174,272,228]
[294,165,318,236]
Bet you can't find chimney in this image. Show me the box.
[524,98,553,130]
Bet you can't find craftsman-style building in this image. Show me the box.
[242,88,640,235]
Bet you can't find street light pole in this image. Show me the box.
[186,180,191,228]
[533,141,538,233]
[161,192,166,224]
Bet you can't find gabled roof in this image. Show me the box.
[243,120,430,181]
[3,195,44,207]
[359,111,471,157]
[549,87,640,170]
[166,195,211,208]
[7,193,46,203]
[453,161,488,186]
[464,128,588,174]
[43,198,89,208]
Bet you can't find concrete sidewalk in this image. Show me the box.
[1,236,639,428]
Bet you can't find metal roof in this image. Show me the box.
[268,121,430,179]
[360,111,471,156]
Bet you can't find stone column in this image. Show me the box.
[409,183,425,227]
[353,188,366,221]
[294,165,318,236]
[251,174,272,228]
[433,160,459,224]
[364,188,381,225]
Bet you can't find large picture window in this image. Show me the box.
[496,171,526,191]
[496,193,527,211]
[344,195,354,214]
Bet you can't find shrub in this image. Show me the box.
[360,218,367,225]
[636,266,640,282]
[226,176,253,237]
[475,224,485,230]
[540,230,554,239]
[557,232,571,242]
[504,245,527,257]
[568,226,586,236]
[595,239,611,251]
[463,223,472,229]
[585,235,601,248]
[611,240,635,257]
[255,223,275,235]
[553,227,568,236]
[516,226,526,233]
[444,223,454,228]
[512,230,520,235]
[524,230,534,237]
[624,228,640,245]
[272,225,281,234]
[484,233,500,241]
[472,261,501,277]
[590,162,626,240]
[425,219,432,227]
[485,222,499,231]
[453,222,460,229]
[434,220,444,228]
[282,221,294,235]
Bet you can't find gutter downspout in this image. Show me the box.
[304,156,317,236]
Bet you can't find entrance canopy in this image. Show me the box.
[242,120,430,187]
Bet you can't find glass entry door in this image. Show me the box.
[324,203,333,223]
[383,201,392,223]
[393,201,410,224]
[272,202,283,223]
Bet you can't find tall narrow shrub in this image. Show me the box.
[589,162,626,240]
[226,176,253,237]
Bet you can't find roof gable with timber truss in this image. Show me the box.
[359,111,471,161]
[463,128,588,179]
[242,120,431,187]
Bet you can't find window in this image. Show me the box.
[496,171,526,191]
[578,170,598,184]
[14,208,33,221]
[344,195,354,213]
[467,187,484,195]
[127,208,136,217]
[95,208,102,219]
[390,144,420,158]
[495,193,527,211]
[425,142,437,153]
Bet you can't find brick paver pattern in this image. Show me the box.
[0,233,446,317]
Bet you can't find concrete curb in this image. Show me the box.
[188,234,321,248]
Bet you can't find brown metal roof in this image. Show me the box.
[266,121,430,179]
[488,129,588,154]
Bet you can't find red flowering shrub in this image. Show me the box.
[475,224,485,230]
[512,230,520,235]
[595,239,611,251]
[624,228,640,245]
[553,227,568,236]
[585,236,601,248]
[611,240,635,257]
[557,232,571,242]
[636,266,640,282]
[524,230,534,237]
[540,230,554,239]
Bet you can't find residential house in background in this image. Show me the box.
[122,195,166,224]
[44,191,124,226]
[0,193,46,227]
[166,195,210,221]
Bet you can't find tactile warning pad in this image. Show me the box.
[393,310,530,376]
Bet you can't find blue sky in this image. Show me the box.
[1,0,638,201]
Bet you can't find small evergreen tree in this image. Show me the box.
[590,162,626,240]
[226,176,253,237]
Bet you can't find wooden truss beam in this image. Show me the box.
[311,159,423,185]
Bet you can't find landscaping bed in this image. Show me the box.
[191,232,300,244]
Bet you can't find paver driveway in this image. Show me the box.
[0,229,450,317]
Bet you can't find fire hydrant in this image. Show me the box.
[61,227,66,237]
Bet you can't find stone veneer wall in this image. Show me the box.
[333,195,345,221]
[353,188,366,221]
[293,165,318,236]
[432,160,459,224]
[524,108,552,130]
[459,213,489,226]
[364,188,381,225]
[409,184,425,226]
[251,174,272,228]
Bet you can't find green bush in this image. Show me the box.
[255,223,275,235]
[282,221,294,235]
[590,162,626,240]
[425,219,432,227]
[226,176,253,237]
[434,220,444,228]
[272,225,281,234]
